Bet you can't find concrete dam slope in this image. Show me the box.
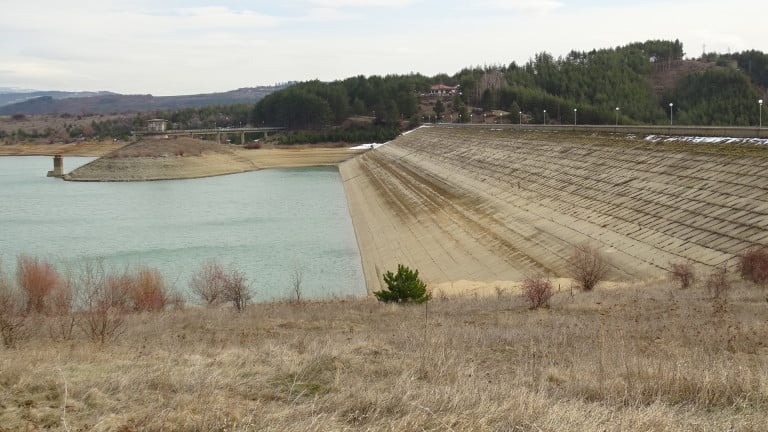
[340,126,768,292]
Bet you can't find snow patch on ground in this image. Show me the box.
[644,135,768,146]
[348,125,430,150]
[349,143,385,150]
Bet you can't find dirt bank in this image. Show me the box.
[341,126,768,293]
[0,140,123,156]
[63,138,366,181]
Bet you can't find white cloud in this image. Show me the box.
[1,0,767,95]
[486,0,564,14]
[306,0,415,7]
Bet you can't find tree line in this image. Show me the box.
[251,39,766,130]
[13,39,762,145]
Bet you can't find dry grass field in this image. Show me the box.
[1,276,766,431]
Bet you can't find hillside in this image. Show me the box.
[341,126,768,292]
[254,40,767,132]
[0,85,289,115]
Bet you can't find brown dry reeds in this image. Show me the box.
[16,254,61,313]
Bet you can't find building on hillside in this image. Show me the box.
[147,119,168,132]
[429,84,459,97]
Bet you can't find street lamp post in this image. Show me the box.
[669,102,674,125]
[519,111,522,126]
[573,108,577,125]
[543,109,547,125]
[760,99,764,128]
[615,107,620,126]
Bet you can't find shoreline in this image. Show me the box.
[2,139,367,181]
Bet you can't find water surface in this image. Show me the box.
[0,156,365,301]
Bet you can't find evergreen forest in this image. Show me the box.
[250,39,766,134]
[74,39,768,145]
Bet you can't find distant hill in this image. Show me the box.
[0,85,291,115]
[0,90,116,108]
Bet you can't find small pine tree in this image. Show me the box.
[374,264,431,304]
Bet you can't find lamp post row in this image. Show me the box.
[483,99,764,127]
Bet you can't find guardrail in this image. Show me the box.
[435,123,767,139]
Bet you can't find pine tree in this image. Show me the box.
[374,264,431,304]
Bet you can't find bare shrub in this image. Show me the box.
[129,267,168,312]
[222,268,251,312]
[668,261,696,289]
[189,259,227,305]
[290,265,304,303]
[737,245,768,285]
[0,263,27,348]
[568,243,608,291]
[76,261,125,344]
[705,266,731,299]
[16,255,61,313]
[244,142,262,149]
[46,272,76,341]
[521,275,553,309]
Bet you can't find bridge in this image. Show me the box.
[132,127,286,144]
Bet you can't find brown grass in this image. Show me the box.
[1,278,766,430]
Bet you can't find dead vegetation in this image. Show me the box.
[1,274,766,431]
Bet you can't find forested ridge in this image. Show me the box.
[251,39,766,133]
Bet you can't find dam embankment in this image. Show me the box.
[341,126,768,292]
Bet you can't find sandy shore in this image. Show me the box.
[55,138,367,181]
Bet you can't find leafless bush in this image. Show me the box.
[76,261,125,344]
[521,275,553,309]
[223,268,251,312]
[46,271,76,341]
[0,263,27,348]
[16,254,61,314]
[737,245,768,285]
[568,243,608,291]
[290,265,304,303]
[189,259,227,305]
[668,261,696,289]
[705,266,731,299]
[128,267,168,312]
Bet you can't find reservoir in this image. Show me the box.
[0,156,366,302]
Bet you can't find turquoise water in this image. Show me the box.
[0,156,365,301]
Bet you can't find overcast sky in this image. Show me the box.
[1,0,766,96]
